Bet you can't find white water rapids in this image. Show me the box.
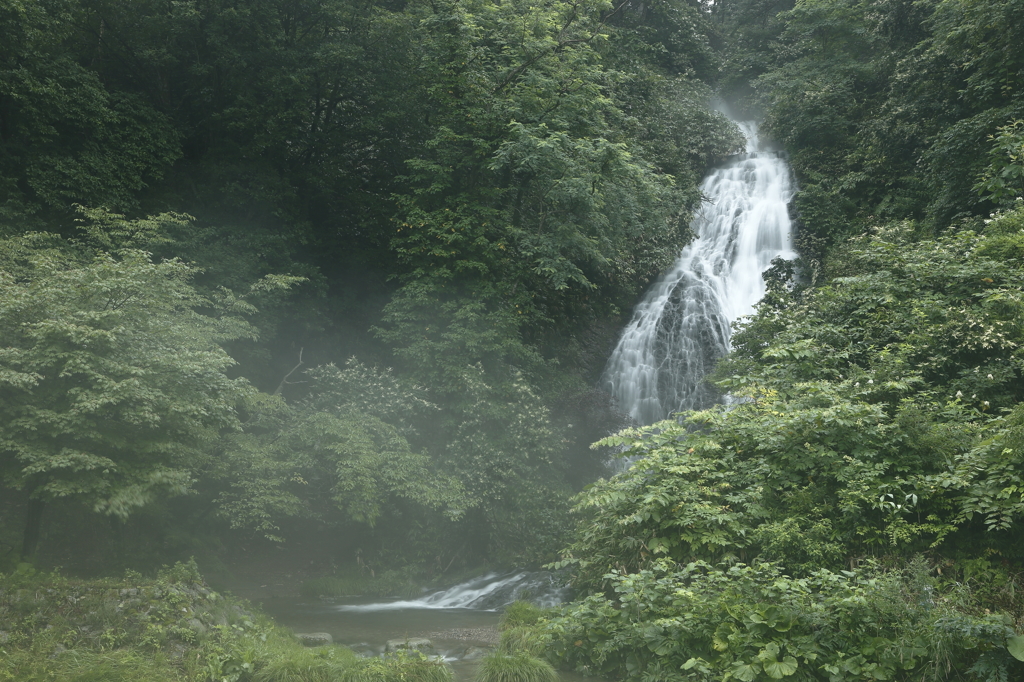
[332,571,569,612]
[603,121,797,424]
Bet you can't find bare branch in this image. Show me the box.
[273,348,305,396]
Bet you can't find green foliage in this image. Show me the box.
[474,652,558,682]
[0,0,742,570]
[549,209,1024,681]
[0,227,273,551]
[976,120,1024,206]
[0,562,461,682]
[254,646,359,682]
[0,649,181,682]
[738,0,1024,255]
[545,559,1024,682]
[213,369,468,542]
[372,0,742,559]
[498,627,547,657]
[556,213,1024,589]
[0,0,179,219]
[499,601,548,631]
[346,652,453,682]
[383,0,740,347]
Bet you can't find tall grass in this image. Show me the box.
[498,601,547,630]
[2,649,180,682]
[254,645,360,682]
[497,626,545,657]
[343,654,453,682]
[475,653,558,682]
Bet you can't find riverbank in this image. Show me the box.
[0,561,456,682]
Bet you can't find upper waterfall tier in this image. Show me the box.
[602,121,797,425]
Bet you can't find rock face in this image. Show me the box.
[295,632,334,647]
[385,637,433,653]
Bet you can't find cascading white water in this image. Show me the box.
[332,571,569,612]
[603,121,797,424]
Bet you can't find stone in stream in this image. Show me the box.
[461,646,492,661]
[385,637,433,653]
[295,632,333,646]
[349,642,377,658]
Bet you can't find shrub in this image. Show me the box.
[544,559,1024,682]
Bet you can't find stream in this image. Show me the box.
[255,572,596,681]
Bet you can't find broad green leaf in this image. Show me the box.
[1007,634,1024,661]
[763,656,799,678]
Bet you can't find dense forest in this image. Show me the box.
[2,0,1024,678]
[0,0,747,573]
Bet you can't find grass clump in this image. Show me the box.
[344,652,453,682]
[254,645,360,682]
[1,649,180,682]
[497,626,545,657]
[475,653,558,682]
[498,601,547,630]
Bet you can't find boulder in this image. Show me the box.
[296,632,334,647]
[186,618,208,635]
[462,646,493,661]
[385,637,433,653]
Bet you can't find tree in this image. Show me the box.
[0,222,272,559]
[211,360,470,553]
[0,0,179,221]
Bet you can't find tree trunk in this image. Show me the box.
[20,497,45,562]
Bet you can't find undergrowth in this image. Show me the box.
[0,560,451,682]
[544,558,1024,682]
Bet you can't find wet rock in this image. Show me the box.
[428,627,500,645]
[349,642,377,658]
[386,637,433,653]
[296,632,333,646]
[186,618,208,635]
[462,646,492,661]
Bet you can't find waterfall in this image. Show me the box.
[331,571,569,611]
[603,121,796,425]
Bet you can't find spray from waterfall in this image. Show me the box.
[602,121,796,425]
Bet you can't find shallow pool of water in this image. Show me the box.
[261,594,500,648]
[258,595,599,681]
